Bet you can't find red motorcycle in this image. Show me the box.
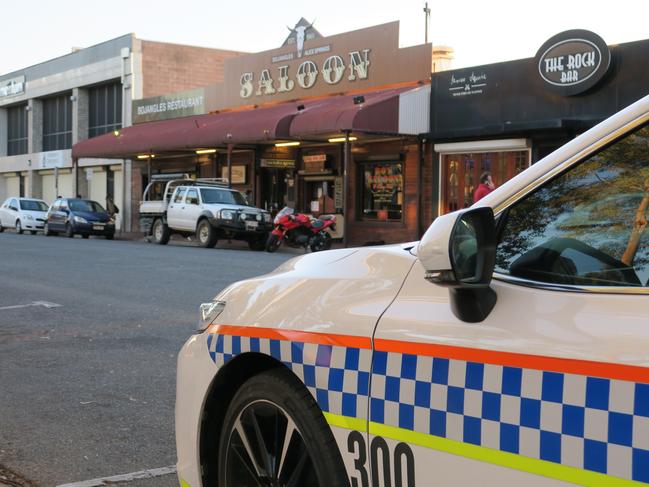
[266,207,336,253]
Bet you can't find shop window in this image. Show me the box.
[43,95,72,151]
[359,161,403,221]
[89,83,122,138]
[7,104,28,156]
[442,150,529,213]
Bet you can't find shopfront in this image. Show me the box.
[72,19,437,245]
[428,29,649,217]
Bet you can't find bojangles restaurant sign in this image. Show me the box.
[222,19,432,107]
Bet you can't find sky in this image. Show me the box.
[2,0,649,74]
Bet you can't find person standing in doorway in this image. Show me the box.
[106,196,119,218]
[474,172,496,203]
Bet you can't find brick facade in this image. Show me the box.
[141,41,244,98]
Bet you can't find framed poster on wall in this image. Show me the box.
[221,165,247,184]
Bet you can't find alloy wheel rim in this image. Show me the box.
[199,225,209,243]
[224,399,318,487]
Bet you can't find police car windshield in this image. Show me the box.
[200,188,248,206]
[70,200,105,213]
[20,200,48,212]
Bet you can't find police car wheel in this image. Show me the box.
[218,368,348,487]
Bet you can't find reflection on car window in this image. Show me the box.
[200,188,247,206]
[173,188,186,204]
[69,200,105,213]
[497,124,649,287]
[186,189,199,205]
[20,200,48,212]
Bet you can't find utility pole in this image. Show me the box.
[423,2,431,44]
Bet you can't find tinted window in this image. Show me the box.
[69,200,105,213]
[20,200,48,211]
[496,124,649,287]
[200,188,247,206]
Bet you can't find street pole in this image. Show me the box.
[424,2,431,44]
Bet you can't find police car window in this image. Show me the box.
[496,124,649,287]
[173,188,186,203]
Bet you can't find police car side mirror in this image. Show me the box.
[418,207,497,323]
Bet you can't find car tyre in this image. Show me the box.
[265,233,281,253]
[310,231,332,252]
[105,233,114,240]
[0,221,4,232]
[151,218,170,245]
[44,223,56,236]
[196,219,217,248]
[30,230,37,235]
[217,368,348,487]
[65,223,74,238]
[15,220,23,234]
[248,236,266,251]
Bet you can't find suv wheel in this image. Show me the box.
[248,236,266,251]
[152,219,170,245]
[217,368,348,487]
[196,220,217,248]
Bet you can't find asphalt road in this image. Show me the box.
[0,231,296,487]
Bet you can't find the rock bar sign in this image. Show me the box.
[240,50,371,98]
[536,29,610,96]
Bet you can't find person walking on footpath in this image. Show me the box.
[474,171,496,203]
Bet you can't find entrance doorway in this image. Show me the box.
[441,150,529,213]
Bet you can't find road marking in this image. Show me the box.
[0,301,62,311]
[56,465,176,487]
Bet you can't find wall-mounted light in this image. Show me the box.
[274,141,300,147]
[328,136,358,143]
[113,130,120,137]
[24,105,32,112]
[69,95,77,102]
[137,154,155,159]
[196,149,217,154]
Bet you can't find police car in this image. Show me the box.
[176,93,649,487]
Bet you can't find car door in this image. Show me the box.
[182,188,202,231]
[370,122,649,486]
[167,187,187,230]
[6,198,19,228]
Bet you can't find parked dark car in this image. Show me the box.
[44,198,115,239]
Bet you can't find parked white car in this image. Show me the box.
[176,94,649,487]
[0,197,49,234]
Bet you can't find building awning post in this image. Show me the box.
[227,143,233,188]
[343,132,351,248]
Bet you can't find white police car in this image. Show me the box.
[176,94,649,487]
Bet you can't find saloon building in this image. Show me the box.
[73,20,452,245]
[0,35,242,230]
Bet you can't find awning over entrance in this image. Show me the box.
[72,102,302,158]
[289,87,411,139]
[72,86,418,159]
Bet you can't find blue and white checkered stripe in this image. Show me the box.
[370,350,649,483]
[207,333,371,419]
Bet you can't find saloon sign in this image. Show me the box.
[240,49,371,98]
[536,30,610,96]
